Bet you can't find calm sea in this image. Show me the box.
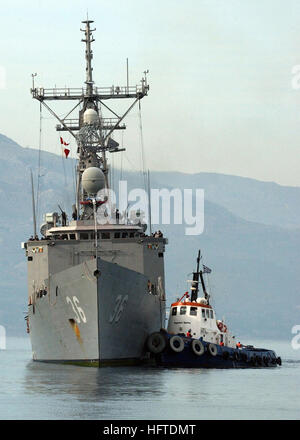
[0,337,299,420]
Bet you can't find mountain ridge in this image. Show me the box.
[0,133,298,340]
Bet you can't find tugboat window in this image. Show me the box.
[210,310,214,319]
[190,307,197,316]
[206,309,210,318]
[114,232,120,238]
[172,307,177,316]
[122,232,128,238]
[101,233,110,239]
[180,306,187,315]
[80,233,89,240]
[202,309,205,318]
[69,234,76,240]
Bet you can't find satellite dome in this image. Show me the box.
[82,167,105,195]
[83,108,99,125]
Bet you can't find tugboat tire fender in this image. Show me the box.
[146,332,166,354]
[241,352,248,362]
[208,343,218,356]
[191,339,205,356]
[234,351,241,361]
[256,356,262,366]
[169,335,184,353]
[276,356,282,366]
[222,350,230,360]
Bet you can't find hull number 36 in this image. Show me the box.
[66,296,87,323]
[109,295,128,324]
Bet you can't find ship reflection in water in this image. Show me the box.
[1,338,299,420]
[23,359,211,419]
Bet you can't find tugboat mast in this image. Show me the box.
[190,250,210,304]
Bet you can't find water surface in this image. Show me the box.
[0,337,299,419]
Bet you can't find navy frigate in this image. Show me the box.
[23,19,167,366]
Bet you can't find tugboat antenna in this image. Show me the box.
[190,250,201,301]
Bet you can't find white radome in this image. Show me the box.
[82,167,105,195]
[197,297,208,305]
[83,108,99,125]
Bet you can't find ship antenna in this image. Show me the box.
[30,169,37,238]
[81,19,95,97]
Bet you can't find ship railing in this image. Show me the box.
[31,84,149,100]
[56,117,126,131]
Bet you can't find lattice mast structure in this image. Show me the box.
[31,19,149,220]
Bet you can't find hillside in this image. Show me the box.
[0,133,299,339]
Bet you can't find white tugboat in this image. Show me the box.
[147,251,282,368]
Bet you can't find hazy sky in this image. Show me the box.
[1,0,300,186]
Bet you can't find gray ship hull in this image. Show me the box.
[28,257,165,366]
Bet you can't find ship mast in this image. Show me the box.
[31,18,149,221]
[81,19,95,98]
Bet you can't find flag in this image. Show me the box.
[202,264,212,274]
[64,148,70,158]
[60,136,69,146]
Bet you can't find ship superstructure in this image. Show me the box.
[24,20,167,366]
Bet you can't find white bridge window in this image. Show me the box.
[190,307,197,316]
[180,306,187,315]
[202,309,205,318]
[171,307,177,316]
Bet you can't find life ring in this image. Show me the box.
[217,321,228,333]
[169,335,184,353]
[208,343,218,357]
[217,321,224,332]
[191,339,205,356]
[146,332,166,354]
